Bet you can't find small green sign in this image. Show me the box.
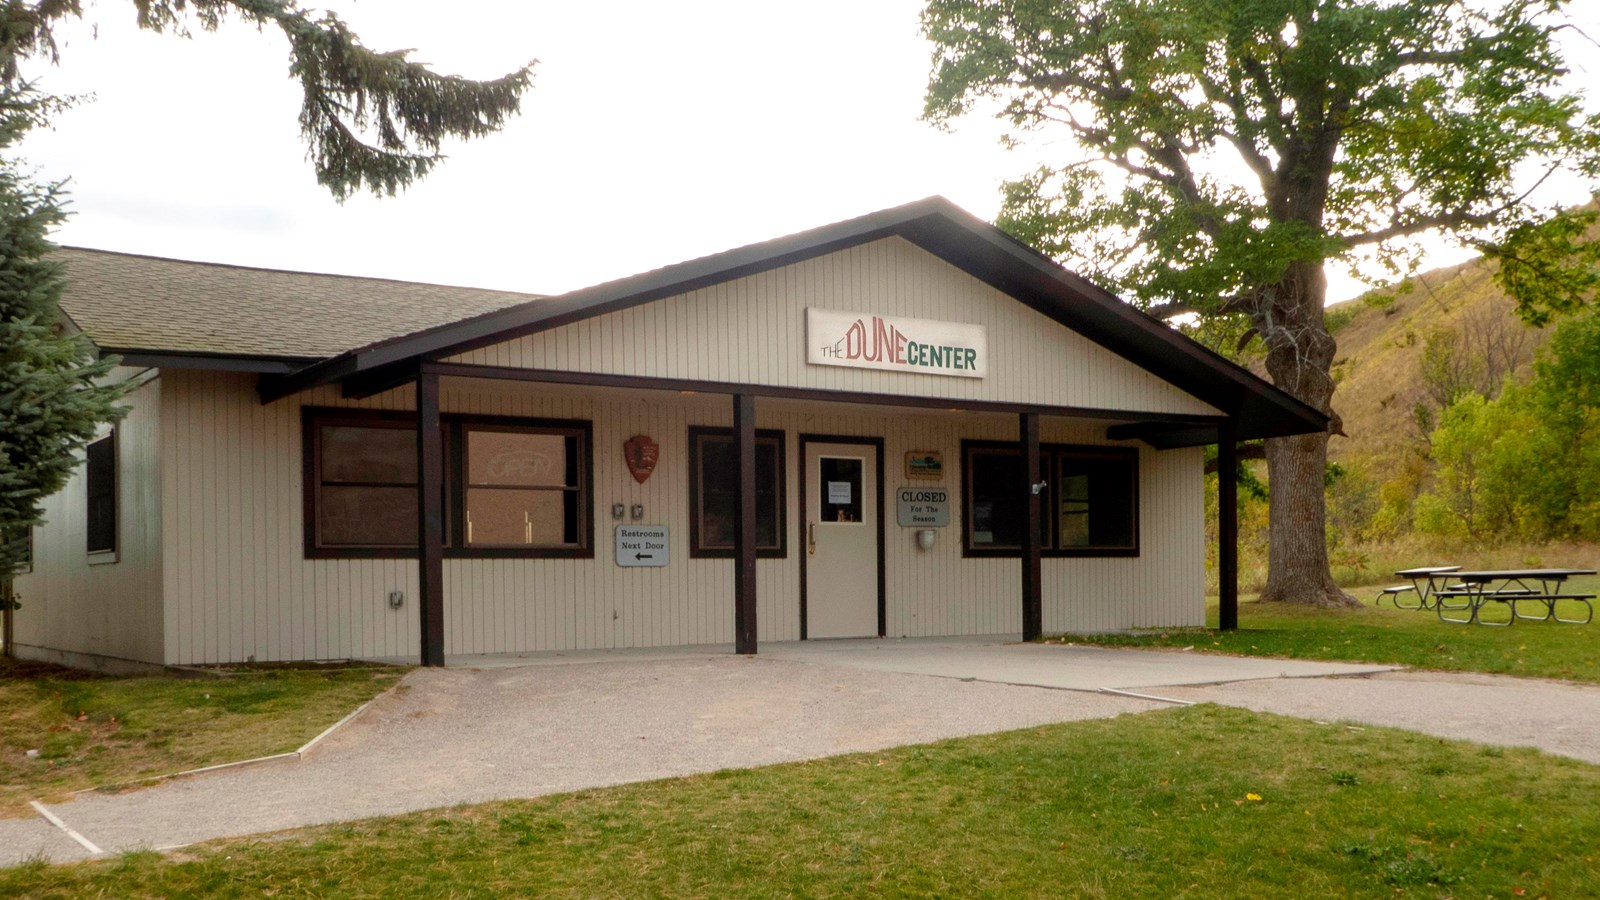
[905,451,943,480]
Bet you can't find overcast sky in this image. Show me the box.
[16,1,1600,303]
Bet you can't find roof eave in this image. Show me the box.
[102,347,322,375]
[257,196,1328,443]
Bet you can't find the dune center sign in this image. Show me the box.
[807,308,986,379]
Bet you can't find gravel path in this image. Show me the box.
[2,641,1595,867]
[1,653,1151,865]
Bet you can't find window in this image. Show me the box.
[86,432,117,556]
[304,409,592,558]
[961,440,1138,557]
[314,418,419,549]
[818,456,863,523]
[462,425,587,550]
[689,427,786,558]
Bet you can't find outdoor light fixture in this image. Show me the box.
[1031,480,1048,496]
[917,529,936,551]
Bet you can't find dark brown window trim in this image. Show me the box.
[960,438,1140,559]
[687,425,787,559]
[302,407,595,560]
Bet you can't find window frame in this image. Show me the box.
[452,417,593,559]
[85,430,118,560]
[960,439,1140,559]
[687,425,788,559]
[302,408,594,560]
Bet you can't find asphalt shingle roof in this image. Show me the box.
[53,247,542,361]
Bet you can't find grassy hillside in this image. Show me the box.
[1323,256,1547,470]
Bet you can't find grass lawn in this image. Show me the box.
[1060,579,1600,683]
[3,705,1597,898]
[0,658,402,816]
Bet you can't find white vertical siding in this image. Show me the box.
[449,237,1220,418]
[162,371,419,665]
[158,371,1202,664]
[11,369,164,667]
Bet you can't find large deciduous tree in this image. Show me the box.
[922,0,1600,606]
[0,1,536,590]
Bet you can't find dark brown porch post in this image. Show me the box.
[417,370,446,666]
[1217,419,1239,632]
[733,393,758,654]
[1020,412,1043,641]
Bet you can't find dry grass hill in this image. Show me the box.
[1323,254,1550,471]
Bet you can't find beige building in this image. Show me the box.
[7,198,1322,671]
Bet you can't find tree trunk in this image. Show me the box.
[1254,260,1359,608]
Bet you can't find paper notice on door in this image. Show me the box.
[827,481,852,504]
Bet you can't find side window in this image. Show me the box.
[86,432,117,556]
[961,441,1139,557]
[689,427,786,558]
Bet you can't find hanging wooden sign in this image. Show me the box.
[623,435,659,484]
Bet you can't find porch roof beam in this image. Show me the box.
[411,361,1227,432]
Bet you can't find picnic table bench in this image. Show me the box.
[1375,566,1460,610]
[1430,569,1595,626]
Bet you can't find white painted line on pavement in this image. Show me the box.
[29,801,104,856]
[1098,687,1194,706]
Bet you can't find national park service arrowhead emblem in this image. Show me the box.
[623,434,659,484]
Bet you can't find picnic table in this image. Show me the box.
[1375,566,1461,610]
[1432,568,1595,626]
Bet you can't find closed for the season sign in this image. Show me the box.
[807,308,986,378]
[896,486,951,527]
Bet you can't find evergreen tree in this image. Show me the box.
[0,83,126,581]
[1,1,537,198]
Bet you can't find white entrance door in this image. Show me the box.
[804,441,879,639]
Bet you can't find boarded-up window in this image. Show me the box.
[961,441,1138,557]
[463,427,586,549]
[305,410,591,558]
[315,422,419,548]
[86,433,117,555]
[689,427,785,558]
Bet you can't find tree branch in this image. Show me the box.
[1342,165,1560,247]
[1204,443,1266,474]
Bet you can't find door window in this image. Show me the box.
[818,456,863,523]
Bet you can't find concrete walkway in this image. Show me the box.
[3,638,1595,867]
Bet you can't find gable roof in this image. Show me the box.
[54,247,540,367]
[261,197,1326,443]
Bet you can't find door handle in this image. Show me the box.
[808,521,817,557]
